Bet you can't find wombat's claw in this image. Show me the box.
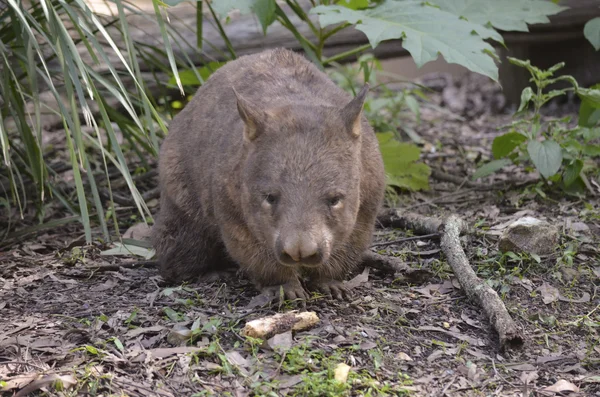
[260,281,310,303]
[313,280,352,300]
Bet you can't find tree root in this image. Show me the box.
[377,209,524,350]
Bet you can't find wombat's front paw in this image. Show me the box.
[311,279,352,300]
[260,280,310,302]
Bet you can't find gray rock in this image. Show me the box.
[499,217,559,256]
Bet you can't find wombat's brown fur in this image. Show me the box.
[151,48,386,300]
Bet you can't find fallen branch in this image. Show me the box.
[431,169,476,188]
[371,233,439,248]
[377,209,524,350]
[362,251,433,284]
[377,209,443,234]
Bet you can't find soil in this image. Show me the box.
[1,71,599,397]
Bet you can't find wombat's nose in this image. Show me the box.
[278,236,322,266]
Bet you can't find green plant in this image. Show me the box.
[208,0,566,81]
[1,0,575,243]
[173,0,568,196]
[473,58,600,193]
[0,0,209,242]
[584,17,600,51]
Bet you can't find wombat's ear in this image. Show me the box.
[341,84,369,138]
[233,87,264,141]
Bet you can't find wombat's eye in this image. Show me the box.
[264,194,278,205]
[327,196,342,207]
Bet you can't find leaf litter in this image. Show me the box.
[1,71,599,396]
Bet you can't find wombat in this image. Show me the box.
[151,48,386,300]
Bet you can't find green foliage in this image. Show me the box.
[311,1,501,80]
[210,0,565,80]
[0,0,197,242]
[167,62,225,87]
[211,0,277,34]
[473,58,600,193]
[1,0,577,242]
[377,132,430,191]
[584,17,600,51]
[432,0,566,32]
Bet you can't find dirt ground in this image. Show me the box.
[1,71,599,397]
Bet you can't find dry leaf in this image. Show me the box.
[123,222,152,240]
[542,379,579,393]
[397,352,413,361]
[345,267,369,290]
[225,351,250,368]
[267,331,293,353]
[520,371,538,384]
[537,282,559,304]
[558,292,590,303]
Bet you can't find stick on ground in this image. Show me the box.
[377,209,524,349]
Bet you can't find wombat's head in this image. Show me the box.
[235,85,369,269]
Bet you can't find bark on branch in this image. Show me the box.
[377,209,524,350]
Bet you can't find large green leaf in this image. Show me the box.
[311,1,501,81]
[430,0,567,32]
[584,17,600,51]
[377,132,430,191]
[527,140,562,178]
[492,132,527,158]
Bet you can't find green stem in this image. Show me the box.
[206,1,236,59]
[322,44,371,65]
[284,0,320,37]
[275,14,318,52]
[321,23,351,41]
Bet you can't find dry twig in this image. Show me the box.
[377,209,524,349]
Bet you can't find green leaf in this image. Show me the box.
[163,307,183,322]
[527,140,562,178]
[211,0,276,33]
[337,0,370,10]
[168,62,225,87]
[578,83,600,127]
[492,132,527,158]
[311,1,501,81]
[517,87,533,113]
[579,105,600,128]
[584,17,600,51]
[583,144,600,157]
[254,0,277,34]
[377,131,430,191]
[211,0,252,16]
[577,87,600,107]
[430,0,566,32]
[85,345,99,355]
[563,159,583,187]
[112,338,125,352]
[582,127,600,142]
[472,158,512,179]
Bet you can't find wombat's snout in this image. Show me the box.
[275,232,328,267]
